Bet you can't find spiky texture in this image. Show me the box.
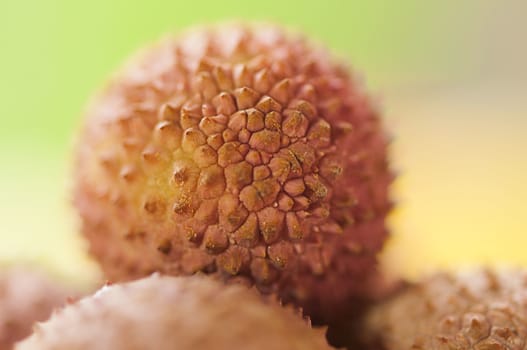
[361,269,527,350]
[0,268,74,350]
[16,274,332,350]
[73,23,392,323]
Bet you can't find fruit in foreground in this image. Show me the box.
[360,269,527,350]
[16,274,332,350]
[0,267,75,350]
[73,23,392,323]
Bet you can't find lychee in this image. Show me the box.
[73,23,392,323]
[0,267,76,350]
[361,269,527,350]
[16,274,332,350]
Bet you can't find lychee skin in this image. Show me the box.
[16,274,332,350]
[0,268,74,350]
[362,269,527,350]
[74,23,392,323]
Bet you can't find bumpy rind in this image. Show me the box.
[16,274,332,350]
[73,23,392,323]
[363,269,527,350]
[0,268,74,350]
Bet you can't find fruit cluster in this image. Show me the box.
[3,23,524,350]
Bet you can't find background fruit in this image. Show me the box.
[360,269,527,350]
[73,23,392,323]
[16,274,332,350]
[0,267,76,350]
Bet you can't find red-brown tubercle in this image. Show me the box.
[73,23,393,324]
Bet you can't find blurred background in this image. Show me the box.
[0,0,525,283]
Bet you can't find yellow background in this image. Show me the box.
[0,0,525,282]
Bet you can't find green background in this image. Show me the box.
[0,0,499,149]
[1,0,525,282]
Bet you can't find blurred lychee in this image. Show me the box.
[0,267,77,349]
[361,269,527,350]
[16,274,332,350]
